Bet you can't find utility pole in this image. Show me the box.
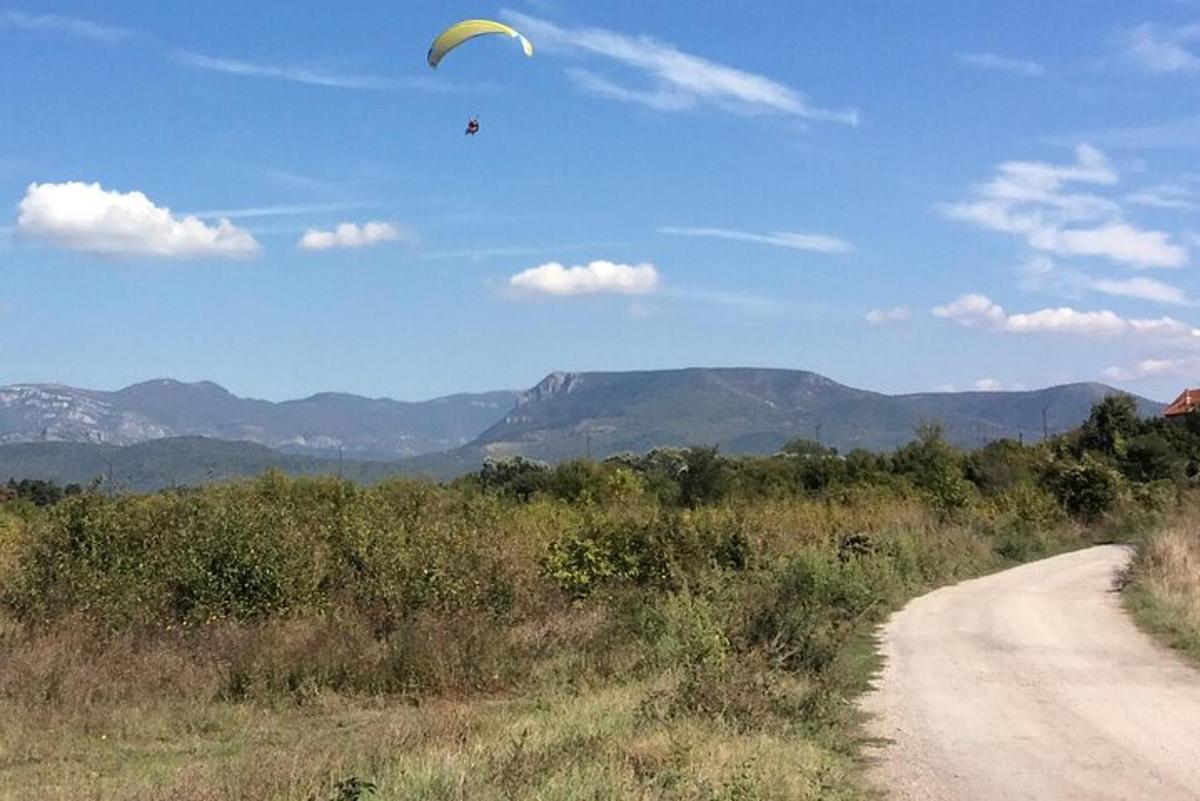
[815,422,823,445]
[586,434,592,460]
[338,447,344,480]
[1042,405,1050,441]
[106,459,114,498]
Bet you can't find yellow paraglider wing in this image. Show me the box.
[427,19,534,68]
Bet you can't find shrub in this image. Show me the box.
[476,455,551,501]
[679,447,731,508]
[893,424,972,511]
[1122,433,1180,483]
[965,439,1035,495]
[1045,454,1124,521]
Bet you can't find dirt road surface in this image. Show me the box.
[862,545,1200,801]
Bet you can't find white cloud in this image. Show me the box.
[659,226,851,254]
[502,11,858,124]
[191,202,365,221]
[174,51,405,91]
[0,11,130,43]
[1004,307,1129,336]
[957,52,1044,77]
[1091,276,1189,305]
[1125,22,1200,74]
[866,306,911,325]
[1126,183,1198,209]
[1018,255,1189,305]
[943,144,1188,269]
[298,222,408,251]
[509,260,660,297]
[933,292,1200,340]
[1102,357,1198,382]
[1028,222,1186,269]
[16,182,258,259]
[932,294,1007,328]
[974,378,1003,391]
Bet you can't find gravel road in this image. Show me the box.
[862,545,1200,801]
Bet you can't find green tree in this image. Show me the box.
[476,455,550,501]
[1078,395,1141,458]
[892,423,971,510]
[1121,433,1179,483]
[679,446,730,508]
[1045,453,1123,520]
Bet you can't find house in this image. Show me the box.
[1164,388,1200,419]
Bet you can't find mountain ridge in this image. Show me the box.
[400,368,1164,477]
[0,379,519,460]
[0,369,1166,484]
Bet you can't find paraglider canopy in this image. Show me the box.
[427,19,534,68]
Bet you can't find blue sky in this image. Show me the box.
[3,2,1200,402]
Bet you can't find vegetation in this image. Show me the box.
[1125,518,1200,665]
[0,395,1194,800]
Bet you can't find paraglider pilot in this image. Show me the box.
[465,117,480,136]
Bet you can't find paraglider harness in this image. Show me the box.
[465,117,480,136]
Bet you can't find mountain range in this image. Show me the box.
[0,379,517,460]
[0,369,1164,487]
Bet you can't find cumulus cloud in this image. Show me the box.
[866,306,911,325]
[931,294,1008,329]
[974,378,1003,391]
[298,222,408,251]
[956,52,1044,77]
[659,226,851,254]
[1124,22,1200,74]
[16,182,258,259]
[0,11,130,43]
[509,260,660,297]
[933,292,1200,340]
[501,11,857,124]
[942,144,1187,269]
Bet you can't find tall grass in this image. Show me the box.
[1125,518,1200,664]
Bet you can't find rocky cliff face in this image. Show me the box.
[0,380,518,459]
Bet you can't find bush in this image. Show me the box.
[679,447,731,508]
[1045,454,1124,521]
[476,456,551,501]
[1122,433,1180,483]
[965,439,1035,495]
[893,424,972,511]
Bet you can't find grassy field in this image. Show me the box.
[0,464,1117,801]
[1124,516,1200,666]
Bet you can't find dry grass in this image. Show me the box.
[0,657,861,801]
[1125,521,1200,664]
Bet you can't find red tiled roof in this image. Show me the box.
[1164,388,1200,417]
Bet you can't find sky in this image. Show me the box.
[3,1,1200,402]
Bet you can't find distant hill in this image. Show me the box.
[0,369,1165,486]
[402,369,1163,477]
[0,380,518,460]
[0,437,408,491]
